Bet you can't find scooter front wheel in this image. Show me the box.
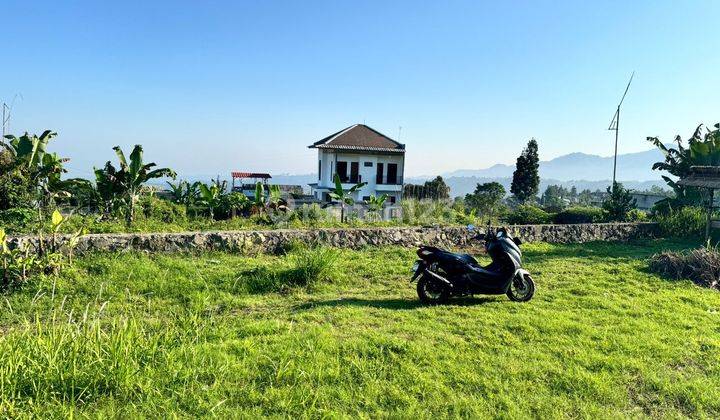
[417,273,450,304]
[507,273,535,302]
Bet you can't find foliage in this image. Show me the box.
[626,208,648,222]
[0,208,37,233]
[0,211,84,289]
[0,157,35,210]
[655,206,707,238]
[95,145,176,225]
[328,174,367,222]
[504,204,552,225]
[365,194,388,221]
[139,196,187,224]
[166,180,200,209]
[403,176,451,200]
[464,182,506,221]
[553,206,605,224]
[602,182,637,222]
[541,184,571,212]
[218,192,250,219]
[510,138,540,203]
[197,180,226,219]
[648,122,720,209]
[649,246,720,290]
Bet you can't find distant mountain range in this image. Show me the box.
[441,147,666,181]
[181,147,671,198]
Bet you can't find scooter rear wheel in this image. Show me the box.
[417,273,450,304]
[507,273,535,302]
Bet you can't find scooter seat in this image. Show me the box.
[466,263,506,280]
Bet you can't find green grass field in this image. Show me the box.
[1,239,719,418]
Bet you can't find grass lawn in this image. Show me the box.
[1,239,719,418]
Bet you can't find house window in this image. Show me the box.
[389,196,396,204]
[364,162,373,167]
[387,163,398,184]
[336,161,348,182]
[318,160,321,180]
[376,163,384,184]
[363,196,371,201]
[350,162,360,183]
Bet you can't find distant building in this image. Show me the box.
[308,124,405,204]
[631,192,667,210]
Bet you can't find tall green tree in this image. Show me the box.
[403,176,451,200]
[602,182,637,221]
[510,138,540,203]
[464,182,505,220]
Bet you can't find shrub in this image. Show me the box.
[553,206,605,224]
[0,208,37,233]
[626,208,648,222]
[504,205,552,225]
[217,192,249,220]
[655,207,706,238]
[649,247,720,290]
[138,196,187,223]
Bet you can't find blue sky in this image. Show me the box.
[2,0,719,178]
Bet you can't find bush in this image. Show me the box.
[0,208,37,233]
[553,206,605,224]
[504,205,553,225]
[626,208,648,222]
[138,196,186,223]
[656,207,706,238]
[649,246,720,290]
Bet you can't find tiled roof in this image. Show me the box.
[308,124,405,153]
[678,166,720,189]
[231,172,272,179]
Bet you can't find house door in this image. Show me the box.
[350,162,359,183]
[387,163,398,184]
[376,163,384,184]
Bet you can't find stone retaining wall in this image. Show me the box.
[7,223,660,255]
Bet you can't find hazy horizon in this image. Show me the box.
[3,1,719,179]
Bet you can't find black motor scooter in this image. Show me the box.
[411,225,535,304]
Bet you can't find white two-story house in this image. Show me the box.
[308,124,405,204]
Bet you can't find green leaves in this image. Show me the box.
[51,209,63,227]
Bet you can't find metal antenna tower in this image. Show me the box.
[608,72,635,187]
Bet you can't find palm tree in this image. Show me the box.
[111,145,176,225]
[329,174,367,223]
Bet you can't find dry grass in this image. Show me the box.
[649,246,720,290]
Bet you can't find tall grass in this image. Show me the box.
[246,245,339,293]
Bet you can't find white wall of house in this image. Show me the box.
[312,150,404,203]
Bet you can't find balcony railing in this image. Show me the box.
[332,174,403,185]
[376,175,403,185]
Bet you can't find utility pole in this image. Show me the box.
[1,103,8,138]
[608,72,634,189]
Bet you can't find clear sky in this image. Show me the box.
[2,0,719,178]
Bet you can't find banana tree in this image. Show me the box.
[197,181,225,219]
[648,123,720,209]
[365,194,388,221]
[167,180,200,209]
[251,182,267,214]
[3,130,69,206]
[329,174,367,223]
[111,145,176,225]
